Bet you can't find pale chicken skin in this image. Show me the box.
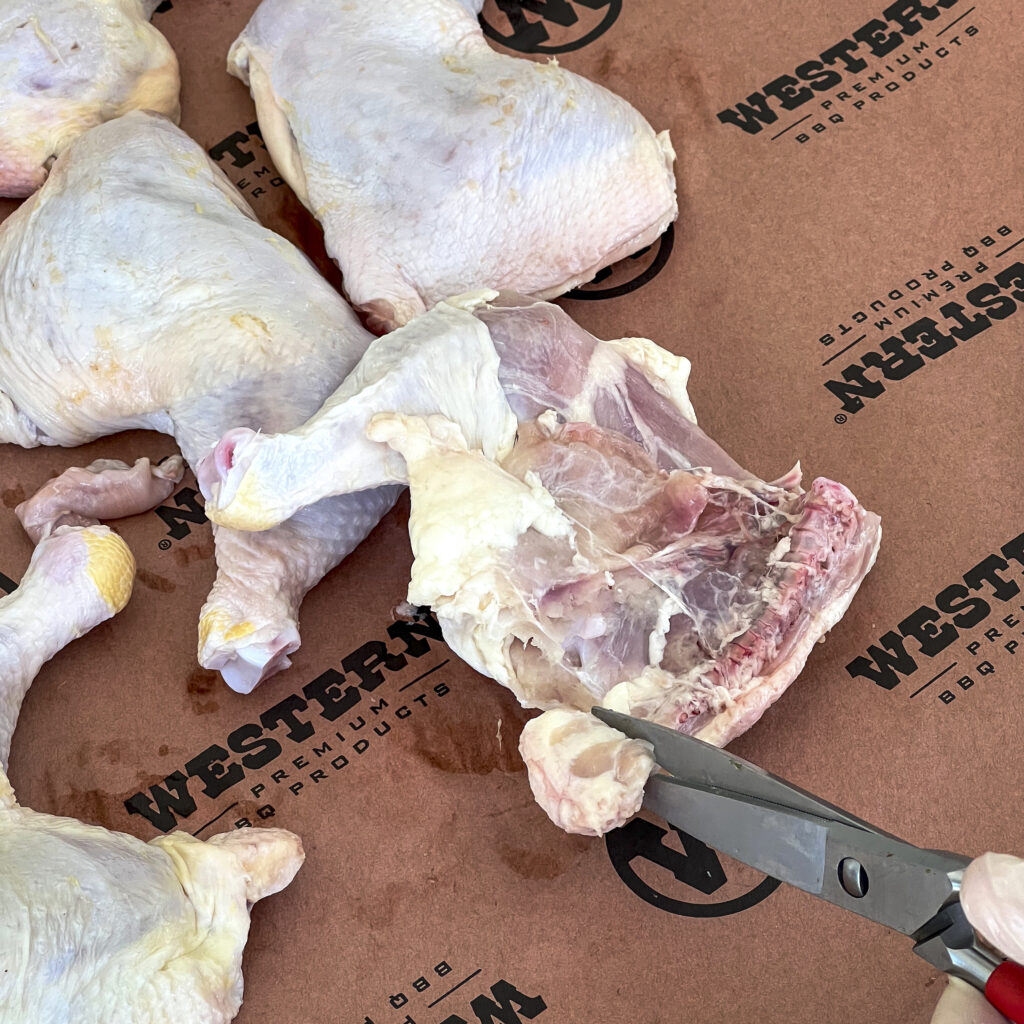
[199,294,881,836]
[0,0,179,197]
[0,525,135,766]
[227,0,677,330]
[0,813,303,1024]
[0,110,399,693]
[0,493,304,1024]
[16,455,185,543]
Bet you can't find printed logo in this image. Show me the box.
[606,815,780,917]
[208,123,289,203]
[480,0,621,55]
[717,0,976,145]
[825,257,1024,420]
[365,964,547,1024]
[125,610,449,832]
[847,532,1024,706]
[153,486,208,550]
[566,224,674,300]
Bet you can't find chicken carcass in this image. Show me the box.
[198,293,881,835]
[0,516,303,1024]
[227,0,677,330]
[0,0,179,197]
[0,109,399,693]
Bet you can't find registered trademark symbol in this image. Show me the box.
[158,538,172,550]
[834,414,847,425]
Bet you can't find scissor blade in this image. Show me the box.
[644,775,829,891]
[593,707,885,834]
[644,775,970,937]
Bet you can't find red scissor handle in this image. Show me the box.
[986,961,1024,1023]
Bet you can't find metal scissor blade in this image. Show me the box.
[593,707,886,834]
[644,775,829,892]
[644,775,970,937]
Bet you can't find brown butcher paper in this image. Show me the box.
[1,0,1020,1021]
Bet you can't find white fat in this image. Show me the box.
[441,289,500,312]
[647,596,676,668]
[605,336,696,423]
[369,412,573,685]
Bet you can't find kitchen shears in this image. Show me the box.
[593,707,1024,1022]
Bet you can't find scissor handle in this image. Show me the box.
[986,961,1024,1023]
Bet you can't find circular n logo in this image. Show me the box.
[606,816,781,917]
[480,0,622,55]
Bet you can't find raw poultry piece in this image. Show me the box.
[0,524,134,767]
[199,294,881,835]
[0,0,179,197]
[3,450,182,751]
[0,109,398,693]
[16,454,185,542]
[227,0,677,330]
[0,519,303,1023]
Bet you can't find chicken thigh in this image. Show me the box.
[0,110,396,693]
[0,0,179,197]
[227,0,677,330]
[0,513,303,1024]
[199,293,881,835]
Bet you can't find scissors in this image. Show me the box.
[593,707,1024,1023]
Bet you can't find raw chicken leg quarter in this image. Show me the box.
[0,110,398,693]
[200,294,881,835]
[0,0,180,197]
[228,0,677,330]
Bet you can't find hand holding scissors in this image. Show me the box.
[594,708,1024,1023]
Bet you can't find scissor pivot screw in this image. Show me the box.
[839,858,869,898]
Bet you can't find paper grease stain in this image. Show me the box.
[57,787,117,830]
[499,834,589,880]
[98,740,122,765]
[186,668,220,715]
[172,534,214,566]
[136,568,176,593]
[411,705,531,776]
[1,485,26,508]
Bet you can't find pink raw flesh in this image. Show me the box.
[475,299,880,744]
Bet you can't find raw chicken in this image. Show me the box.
[0,109,398,693]
[199,294,881,835]
[0,524,135,768]
[227,0,677,330]
[0,519,303,1024]
[0,0,179,197]
[3,450,182,750]
[0,817,302,1023]
[16,454,185,542]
